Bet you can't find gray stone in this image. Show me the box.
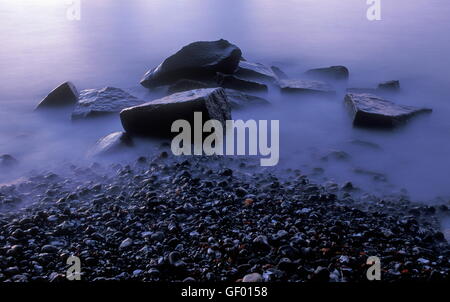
[140,39,242,88]
[242,273,262,282]
[344,93,432,128]
[235,61,278,82]
[120,88,231,137]
[87,132,133,157]
[72,87,145,120]
[35,82,78,110]
[224,89,270,109]
[217,73,268,92]
[278,79,335,95]
[378,80,400,91]
[305,65,349,80]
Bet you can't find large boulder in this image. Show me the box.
[224,89,270,109]
[87,132,133,157]
[278,79,335,95]
[72,87,145,120]
[234,61,278,83]
[120,88,231,137]
[216,73,268,92]
[344,93,432,128]
[140,39,242,88]
[305,65,349,81]
[35,82,78,110]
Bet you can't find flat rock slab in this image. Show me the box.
[120,88,231,137]
[87,132,133,157]
[35,82,78,110]
[278,79,335,95]
[344,93,432,128]
[72,87,145,120]
[217,73,268,92]
[224,89,270,109]
[305,65,349,81]
[140,39,242,88]
[235,61,278,83]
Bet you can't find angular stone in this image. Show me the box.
[344,93,432,128]
[235,61,277,82]
[224,89,270,109]
[71,87,145,120]
[305,65,349,80]
[120,88,231,137]
[167,79,209,95]
[87,132,133,157]
[140,39,242,88]
[217,73,268,92]
[278,79,335,95]
[35,82,78,110]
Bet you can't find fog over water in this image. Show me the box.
[1,0,450,201]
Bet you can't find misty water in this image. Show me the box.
[1,0,450,203]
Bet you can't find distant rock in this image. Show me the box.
[0,154,18,169]
[87,132,133,157]
[120,88,231,137]
[278,79,335,95]
[271,66,289,80]
[305,65,349,81]
[35,82,78,110]
[224,89,270,109]
[235,61,278,83]
[167,79,209,95]
[217,73,268,92]
[378,80,400,91]
[71,87,145,120]
[344,93,432,128]
[140,39,242,88]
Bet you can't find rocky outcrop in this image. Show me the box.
[120,88,231,137]
[87,132,133,157]
[35,82,78,110]
[234,61,278,83]
[71,87,145,120]
[344,93,432,128]
[217,73,268,92]
[278,79,335,95]
[140,39,242,88]
[224,89,270,109]
[305,66,349,81]
[167,79,209,95]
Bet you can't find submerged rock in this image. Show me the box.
[278,79,335,95]
[224,89,270,109]
[0,154,18,169]
[305,65,349,81]
[217,73,268,92]
[235,61,278,83]
[87,132,133,157]
[120,88,231,137]
[140,39,242,88]
[378,80,400,91]
[72,87,145,120]
[167,79,209,95]
[344,93,432,128]
[35,82,78,110]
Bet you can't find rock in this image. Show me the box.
[119,238,133,250]
[344,93,432,128]
[0,154,18,168]
[224,89,270,109]
[234,61,278,83]
[87,132,133,157]
[378,80,400,91]
[278,79,335,96]
[216,73,268,92]
[35,82,78,110]
[167,79,209,95]
[242,272,262,282]
[41,245,58,253]
[270,66,289,80]
[305,66,349,81]
[140,39,242,88]
[120,88,231,137]
[72,87,145,120]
